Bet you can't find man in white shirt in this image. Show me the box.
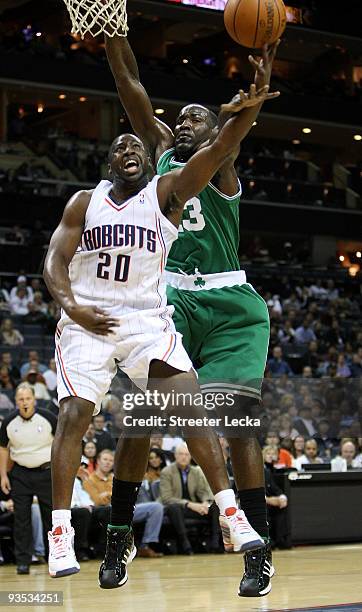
[71,477,94,562]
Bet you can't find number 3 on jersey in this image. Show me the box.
[179,197,205,232]
[97,252,130,282]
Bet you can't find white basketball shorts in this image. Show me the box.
[55,308,192,415]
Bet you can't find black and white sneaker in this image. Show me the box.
[238,543,275,597]
[99,526,137,589]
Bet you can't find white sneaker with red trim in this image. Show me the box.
[48,525,80,578]
[219,508,265,553]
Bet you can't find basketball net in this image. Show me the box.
[63,0,128,38]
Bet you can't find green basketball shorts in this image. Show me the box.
[166,271,270,401]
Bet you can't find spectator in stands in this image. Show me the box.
[0,366,16,391]
[304,340,320,373]
[0,352,20,382]
[313,419,338,460]
[0,383,55,574]
[9,288,30,317]
[20,351,46,378]
[293,405,317,437]
[25,367,50,401]
[336,353,351,378]
[350,353,362,377]
[264,432,293,468]
[82,449,114,556]
[43,358,57,392]
[0,281,10,314]
[326,279,339,301]
[30,279,42,294]
[302,366,313,378]
[263,446,291,549]
[160,444,220,554]
[277,320,295,344]
[149,432,175,465]
[310,279,327,299]
[92,414,115,452]
[46,301,61,332]
[293,438,323,470]
[0,390,14,411]
[340,439,362,468]
[70,476,94,561]
[82,422,97,447]
[132,482,164,558]
[9,276,33,302]
[294,318,317,345]
[291,435,305,461]
[83,450,164,558]
[0,319,23,346]
[81,441,97,474]
[144,448,167,483]
[277,414,299,440]
[25,300,47,324]
[266,346,294,377]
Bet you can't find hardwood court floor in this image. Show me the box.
[1,544,362,612]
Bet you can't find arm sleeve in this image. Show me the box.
[0,412,17,447]
[37,409,58,436]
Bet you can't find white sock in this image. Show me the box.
[52,509,71,531]
[214,489,237,515]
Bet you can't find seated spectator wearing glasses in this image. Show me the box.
[266,346,293,377]
[144,449,167,484]
[0,319,24,347]
[293,438,324,471]
[160,444,220,555]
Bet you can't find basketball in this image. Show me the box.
[224,0,287,48]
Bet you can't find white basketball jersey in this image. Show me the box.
[63,176,178,319]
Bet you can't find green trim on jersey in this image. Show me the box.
[157,148,241,275]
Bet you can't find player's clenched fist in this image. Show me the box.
[68,305,118,335]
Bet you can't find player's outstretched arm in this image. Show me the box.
[104,34,173,161]
[213,41,280,196]
[157,86,278,226]
[43,192,117,335]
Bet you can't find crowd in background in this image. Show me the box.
[0,269,361,565]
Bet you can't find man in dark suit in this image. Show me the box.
[160,444,220,554]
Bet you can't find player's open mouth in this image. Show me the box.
[123,158,140,173]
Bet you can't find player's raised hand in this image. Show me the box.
[220,84,279,113]
[69,305,118,335]
[249,39,281,89]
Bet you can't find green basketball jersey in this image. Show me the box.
[156,148,241,275]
